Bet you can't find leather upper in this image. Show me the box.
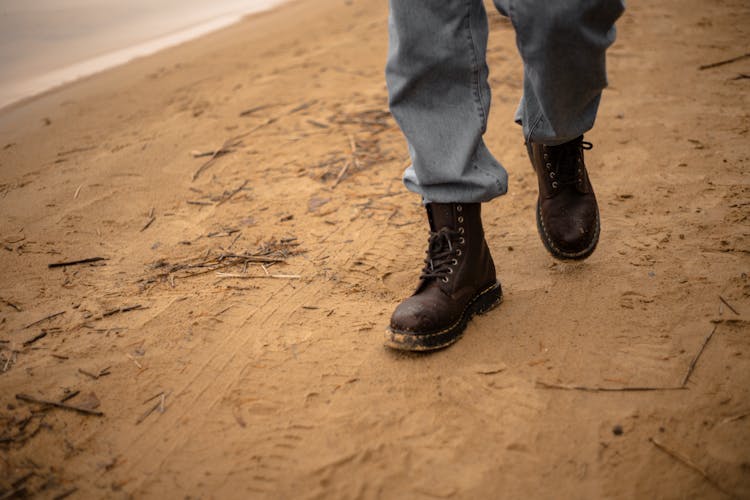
[390,203,497,334]
[527,137,599,256]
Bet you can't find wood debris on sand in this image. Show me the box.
[139,237,302,289]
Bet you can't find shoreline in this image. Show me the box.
[0,0,286,112]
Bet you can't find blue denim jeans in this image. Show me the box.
[386,0,625,203]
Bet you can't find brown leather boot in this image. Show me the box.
[527,136,600,260]
[385,203,502,351]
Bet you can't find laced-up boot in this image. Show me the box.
[386,202,502,351]
[527,136,600,260]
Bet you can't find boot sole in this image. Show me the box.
[536,198,600,261]
[384,281,503,352]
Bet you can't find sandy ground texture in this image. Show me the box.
[1,0,749,498]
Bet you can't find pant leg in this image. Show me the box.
[386,0,508,204]
[494,0,625,145]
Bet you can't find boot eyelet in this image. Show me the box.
[543,153,549,160]
[459,237,465,244]
[458,227,465,234]
[451,259,458,265]
[456,205,462,212]
[552,181,558,189]
[447,268,453,274]
[456,249,462,256]
[442,277,449,283]
[457,216,464,223]
[545,162,552,170]
[549,172,555,179]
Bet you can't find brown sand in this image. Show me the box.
[1,0,749,498]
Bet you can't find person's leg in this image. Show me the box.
[494,0,624,144]
[495,0,624,259]
[384,0,503,351]
[386,0,508,203]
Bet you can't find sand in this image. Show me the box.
[0,0,748,498]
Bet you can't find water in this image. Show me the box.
[0,0,284,109]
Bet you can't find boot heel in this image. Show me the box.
[474,281,503,315]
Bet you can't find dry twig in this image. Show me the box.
[720,412,749,424]
[78,367,110,380]
[332,160,351,188]
[1,350,18,372]
[22,331,47,347]
[60,390,80,403]
[649,438,734,497]
[349,134,361,169]
[289,100,317,114]
[307,119,329,129]
[535,381,685,392]
[239,104,273,117]
[24,311,65,329]
[143,391,165,405]
[681,325,717,387]
[126,353,143,369]
[136,391,171,424]
[48,257,106,268]
[141,216,156,232]
[228,232,242,250]
[1,296,22,312]
[719,296,739,315]
[699,52,750,70]
[102,304,144,318]
[217,180,249,206]
[215,272,301,280]
[192,137,243,181]
[15,393,103,416]
[332,135,360,188]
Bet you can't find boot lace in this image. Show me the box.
[420,227,461,283]
[544,138,593,189]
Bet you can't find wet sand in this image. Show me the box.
[0,0,283,108]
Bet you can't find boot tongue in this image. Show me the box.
[427,203,456,232]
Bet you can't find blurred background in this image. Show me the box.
[0,0,282,109]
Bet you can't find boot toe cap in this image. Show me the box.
[546,216,597,252]
[390,297,445,334]
[539,197,599,256]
